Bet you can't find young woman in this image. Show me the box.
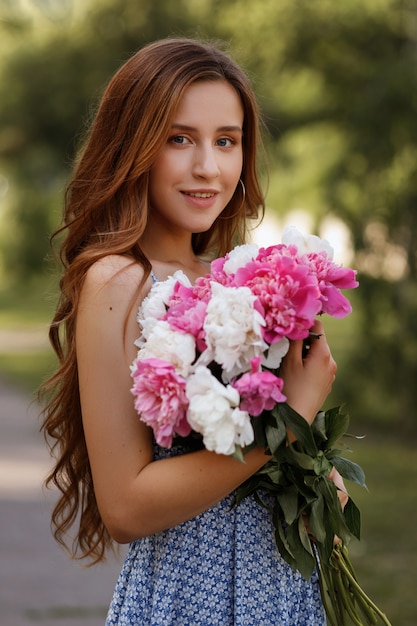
[41,38,338,625]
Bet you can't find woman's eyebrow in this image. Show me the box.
[171,123,243,133]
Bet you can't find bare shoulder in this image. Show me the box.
[77,255,151,334]
[80,255,149,307]
[84,255,144,291]
[77,256,149,359]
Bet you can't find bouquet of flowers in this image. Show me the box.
[130,226,391,625]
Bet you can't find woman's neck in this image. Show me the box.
[139,239,209,283]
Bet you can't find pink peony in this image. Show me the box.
[165,282,208,352]
[131,358,191,448]
[232,357,286,416]
[192,274,218,301]
[302,252,359,318]
[208,256,229,283]
[234,248,321,343]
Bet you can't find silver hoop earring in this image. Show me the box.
[238,178,246,203]
[219,179,246,220]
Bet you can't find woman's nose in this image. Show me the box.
[192,143,220,179]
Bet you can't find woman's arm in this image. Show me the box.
[76,258,337,544]
[76,257,269,543]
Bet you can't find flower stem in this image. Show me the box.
[331,563,363,626]
[313,547,339,626]
[331,545,392,625]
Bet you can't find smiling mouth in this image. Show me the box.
[183,192,216,199]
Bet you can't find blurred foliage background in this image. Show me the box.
[0,0,416,624]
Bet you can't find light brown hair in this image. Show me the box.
[40,37,266,563]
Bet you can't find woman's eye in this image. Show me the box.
[216,137,235,148]
[170,135,189,145]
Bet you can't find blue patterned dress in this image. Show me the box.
[105,442,325,625]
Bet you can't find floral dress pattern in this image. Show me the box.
[105,442,325,625]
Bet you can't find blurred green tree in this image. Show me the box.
[0,0,208,277]
[0,0,416,432]
[210,0,417,433]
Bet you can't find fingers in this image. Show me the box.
[279,320,337,423]
[304,324,337,379]
[287,320,335,369]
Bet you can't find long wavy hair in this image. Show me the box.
[40,37,266,564]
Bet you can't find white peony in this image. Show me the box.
[203,282,268,379]
[135,270,192,350]
[222,243,259,275]
[186,365,254,455]
[134,320,195,378]
[138,270,191,324]
[282,225,334,259]
[261,337,290,369]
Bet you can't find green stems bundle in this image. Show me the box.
[235,404,392,626]
[318,542,392,626]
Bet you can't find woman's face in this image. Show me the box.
[148,80,244,236]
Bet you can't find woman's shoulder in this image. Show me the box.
[81,255,148,305]
[85,254,145,288]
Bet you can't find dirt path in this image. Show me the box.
[0,378,125,626]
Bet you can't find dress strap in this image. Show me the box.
[150,270,159,284]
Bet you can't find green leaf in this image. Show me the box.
[256,460,283,484]
[331,456,367,488]
[315,476,340,514]
[279,486,299,525]
[292,475,318,503]
[298,514,314,555]
[233,477,261,506]
[317,510,339,566]
[325,446,350,460]
[273,511,296,569]
[274,403,318,457]
[286,521,315,580]
[251,415,268,449]
[265,419,286,454]
[286,446,315,471]
[325,406,350,449]
[321,535,337,567]
[313,450,333,477]
[315,477,350,545]
[308,494,326,543]
[311,410,328,445]
[231,444,245,463]
[343,497,361,540]
[285,467,317,501]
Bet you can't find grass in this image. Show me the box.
[0,350,57,396]
[0,274,58,327]
[345,438,417,625]
[0,281,416,625]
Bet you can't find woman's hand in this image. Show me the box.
[279,319,337,425]
[328,466,349,511]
